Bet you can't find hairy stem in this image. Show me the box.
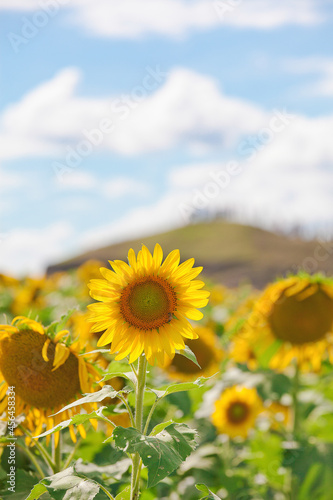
[131,355,147,500]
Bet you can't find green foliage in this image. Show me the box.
[196,483,222,500]
[113,423,198,487]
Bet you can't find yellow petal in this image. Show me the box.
[42,338,51,362]
[52,343,70,371]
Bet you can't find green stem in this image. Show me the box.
[290,364,300,500]
[19,426,56,473]
[16,443,45,479]
[131,355,147,500]
[52,433,62,473]
[143,398,160,436]
[118,395,135,428]
[292,364,300,438]
[63,436,83,470]
[130,361,138,379]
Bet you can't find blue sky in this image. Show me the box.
[1,0,333,275]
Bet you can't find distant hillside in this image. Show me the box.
[47,221,333,288]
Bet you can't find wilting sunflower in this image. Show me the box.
[164,326,223,381]
[212,386,262,439]
[242,274,333,371]
[0,317,102,444]
[88,244,210,366]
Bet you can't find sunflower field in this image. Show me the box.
[0,245,333,500]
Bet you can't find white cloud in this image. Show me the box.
[0,167,25,192]
[79,191,186,251]
[0,67,266,160]
[167,113,333,235]
[0,0,325,37]
[0,0,41,10]
[284,57,333,96]
[0,222,73,276]
[103,177,151,199]
[56,171,97,190]
[70,0,323,39]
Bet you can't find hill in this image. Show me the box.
[47,220,332,288]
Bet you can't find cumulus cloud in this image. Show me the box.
[0,222,73,276]
[168,112,333,235]
[70,0,324,38]
[0,167,25,192]
[79,191,186,252]
[0,67,266,160]
[284,57,333,96]
[103,177,151,199]
[0,0,325,35]
[56,170,97,190]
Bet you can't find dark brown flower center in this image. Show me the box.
[169,337,214,374]
[268,286,333,345]
[227,402,249,424]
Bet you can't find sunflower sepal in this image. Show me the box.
[45,307,79,340]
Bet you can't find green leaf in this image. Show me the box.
[113,423,198,487]
[46,308,79,336]
[36,467,101,500]
[1,470,41,499]
[76,458,132,481]
[99,362,136,385]
[35,407,110,438]
[255,339,282,368]
[195,483,222,500]
[248,432,284,488]
[162,377,211,397]
[115,486,131,500]
[298,463,323,500]
[149,420,174,436]
[52,386,127,415]
[176,345,201,368]
[26,484,48,500]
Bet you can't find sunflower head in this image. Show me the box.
[242,274,333,371]
[88,244,210,366]
[0,316,101,443]
[164,326,223,381]
[212,386,262,439]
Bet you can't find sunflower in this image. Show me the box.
[212,386,262,439]
[0,316,102,445]
[163,326,223,381]
[241,274,333,371]
[88,244,210,366]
